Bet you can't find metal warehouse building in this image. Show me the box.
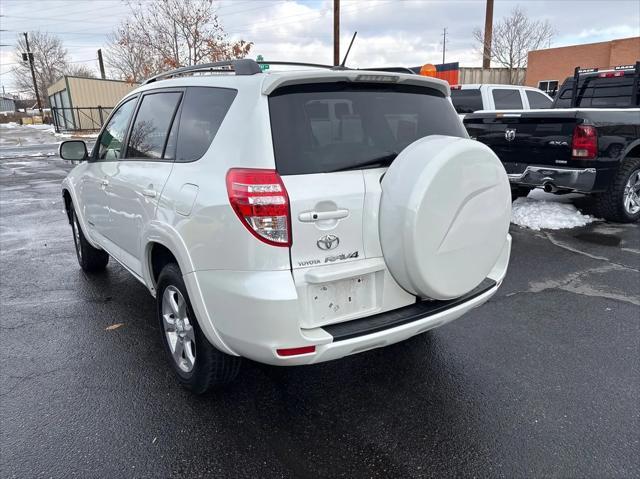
[47,76,138,131]
[0,95,16,113]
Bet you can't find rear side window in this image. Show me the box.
[269,83,466,175]
[450,88,483,113]
[526,90,552,109]
[492,89,523,109]
[175,87,237,162]
[126,92,182,159]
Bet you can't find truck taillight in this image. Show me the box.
[571,125,598,160]
[226,168,291,247]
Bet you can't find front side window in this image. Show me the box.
[175,87,237,162]
[492,89,523,109]
[97,97,137,160]
[126,92,182,159]
[526,90,552,109]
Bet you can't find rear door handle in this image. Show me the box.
[298,209,349,222]
[142,189,157,198]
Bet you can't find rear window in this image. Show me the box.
[450,88,483,113]
[492,89,523,109]
[526,90,552,109]
[555,75,639,108]
[175,87,237,162]
[269,82,466,175]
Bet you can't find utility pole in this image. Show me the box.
[442,28,447,65]
[97,49,106,79]
[482,0,494,69]
[333,0,340,66]
[23,32,43,114]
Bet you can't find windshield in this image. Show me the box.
[269,82,466,175]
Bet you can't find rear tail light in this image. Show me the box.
[571,125,598,159]
[226,168,291,247]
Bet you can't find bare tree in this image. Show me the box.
[473,7,554,84]
[66,64,96,78]
[105,25,157,83]
[14,32,69,106]
[106,0,253,82]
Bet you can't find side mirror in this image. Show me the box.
[59,140,88,161]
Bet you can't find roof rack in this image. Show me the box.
[143,59,261,84]
[143,59,341,85]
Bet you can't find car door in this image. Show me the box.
[105,89,183,275]
[76,96,138,242]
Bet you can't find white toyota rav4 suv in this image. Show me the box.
[60,60,512,394]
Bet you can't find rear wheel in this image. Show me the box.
[157,263,241,393]
[70,206,109,272]
[591,158,640,223]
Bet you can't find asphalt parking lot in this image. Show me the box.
[1,135,639,478]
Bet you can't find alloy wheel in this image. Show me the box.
[162,285,196,373]
[623,169,640,215]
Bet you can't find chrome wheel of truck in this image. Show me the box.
[623,168,640,215]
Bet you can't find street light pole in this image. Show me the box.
[23,32,43,115]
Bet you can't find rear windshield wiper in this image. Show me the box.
[333,152,398,172]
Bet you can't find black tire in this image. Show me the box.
[156,263,241,393]
[511,186,532,201]
[591,157,640,223]
[70,206,109,272]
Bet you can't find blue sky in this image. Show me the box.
[1,0,639,94]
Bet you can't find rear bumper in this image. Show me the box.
[508,166,596,193]
[186,235,511,366]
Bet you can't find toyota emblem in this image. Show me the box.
[317,234,339,250]
[505,128,516,142]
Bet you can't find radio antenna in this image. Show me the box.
[340,31,357,67]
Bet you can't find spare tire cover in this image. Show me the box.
[379,135,511,300]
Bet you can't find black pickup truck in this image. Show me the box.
[464,63,640,222]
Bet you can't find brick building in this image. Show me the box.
[525,36,640,94]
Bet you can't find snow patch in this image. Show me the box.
[24,124,55,132]
[511,197,597,230]
[0,122,20,129]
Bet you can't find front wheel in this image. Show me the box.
[591,158,640,223]
[157,263,241,393]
